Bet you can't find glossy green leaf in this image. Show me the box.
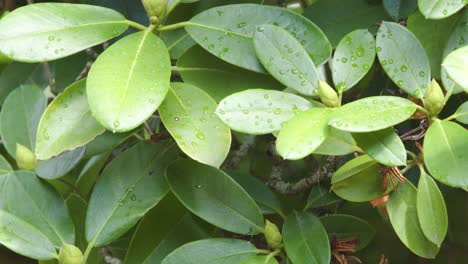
[66,194,88,251]
[320,214,376,251]
[76,153,110,198]
[35,147,85,180]
[442,45,468,91]
[0,155,12,176]
[241,256,279,264]
[36,79,105,160]
[159,83,231,168]
[304,186,340,210]
[177,46,282,102]
[231,173,284,216]
[87,31,171,132]
[383,0,418,20]
[83,131,132,158]
[313,128,357,156]
[304,0,390,46]
[161,238,257,264]
[387,182,439,258]
[407,11,460,79]
[216,89,313,134]
[441,10,467,94]
[376,22,431,98]
[51,52,88,93]
[454,101,468,124]
[276,108,331,160]
[166,159,264,235]
[0,209,57,260]
[352,128,406,166]
[254,24,319,96]
[418,0,466,19]
[86,141,177,247]
[0,85,46,158]
[162,29,196,60]
[331,155,391,202]
[332,29,376,91]
[329,96,417,132]
[0,3,128,62]
[125,193,212,264]
[0,171,75,247]
[186,4,331,72]
[417,172,448,246]
[423,120,468,189]
[283,211,330,264]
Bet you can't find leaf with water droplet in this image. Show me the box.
[376,22,430,98]
[418,0,465,19]
[332,29,376,91]
[442,45,468,92]
[216,89,314,134]
[254,24,320,96]
[160,83,231,168]
[0,3,128,62]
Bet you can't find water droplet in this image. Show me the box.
[267,118,272,123]
[203,37,208,42]
[414,90,421,96]
[54,49,59,54]
[298,73,304,79]
[356,46,364,57]
[196,185,202,188]
[114,120,120,128]
[300,40,306,45]
[341,57,348,63]
[350,55,357,61]
[291,68,298,74]
[274,109,281,115]
[388,59,393,64]
[222,48,229,53]
[148,99,155,103]
[208,44,215,50]
[376,47,382,52]
[242,110,249,114]
[335,121,343,127]
[352,63,358,68]
[287,48,293,53]
[301,80,306,86]
[419,71,426,77]
[196,131,206,140]
[279,70,285,75]
[48,36,55,41]
[257,26,264,32]
[217,10,223,16]
[264,94,269,99]
[174,116,180,121]
[443,9,448,15]
[191,141,198,147]
[400,65,408,72]
[237,22,246,28]
[130,194,136,201]
[363,64,370,70]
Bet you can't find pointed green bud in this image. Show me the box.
[424,79,445,116]
[58,243,84,264]
[142,0,167,20]
[264,220,283,250]
[318,80,340,108]
[15,143,37,171]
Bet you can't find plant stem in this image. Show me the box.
[157,21,190,31]
[256,249,272,255]
[125,20,147,31]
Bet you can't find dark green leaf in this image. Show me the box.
[418,0,466,19]
[83,131,132,158]
[383,0,418,20]
[283,211,330,264]
[35,147,85,180]
[87,31,171,132]
[254,24,319,96]
[0,3,128,62]
[86,141,177,247]
[51,52,88,93]
[76,152,110,198]
[65,194,88,251]
[166,159,264,235]
[304,186,340,210]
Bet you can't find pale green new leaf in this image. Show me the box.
[442,46,468,91]
[454,101,468,124]
[418,0,466,19]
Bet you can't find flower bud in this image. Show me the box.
[142,0,167,20]
[15,143,37,171]
[424,79,445,116]
[318,80,340,108]
[264,220,283,250]
[59,243,84,264]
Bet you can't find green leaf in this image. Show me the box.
[0,85,46,158]
[35,147,85,180]
[376,21,431,98]
[0,209,57,260]
[276,108,331,160]
[83,131,132,158]
[177,46,282,102]
[304,186,340,210]
[352,128,406,166]
[65,194,88,251]
[159,83,231,168]
[329,96,417,132]
[407,11,460,79]
[51,52,88,93]
[383,0,418,20]
[387,182,439,258]
[186,4,331,72]
[0,3,128,62]
[161,238,257,264]
[76,153,110,198]
[241,256,279,264]
[36,79,105,160]
[332,29,376,91]
[442,45,468,91]
[331,155,390,202]
[423,120,468,189]
[454,101,468,124]
[0,154,12,176]
[417,172,448,246]
[282,211,330,264]
[125,193,213,264]
[162,29,196,60]
[320,214,376,251]
[253,24,319,96]
[304,0,390,46]
[441,10,467,94]
[86,141,177,247]
[216,89,313,134]
[87,31,171,132]
[313,128,357,156]
[418,0,466,19]
[166,159,264,235]
[0,171,75,247]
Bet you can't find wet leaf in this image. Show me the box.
[454,101,468,124]
[418,0,466,19]
[442,45,468,92]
